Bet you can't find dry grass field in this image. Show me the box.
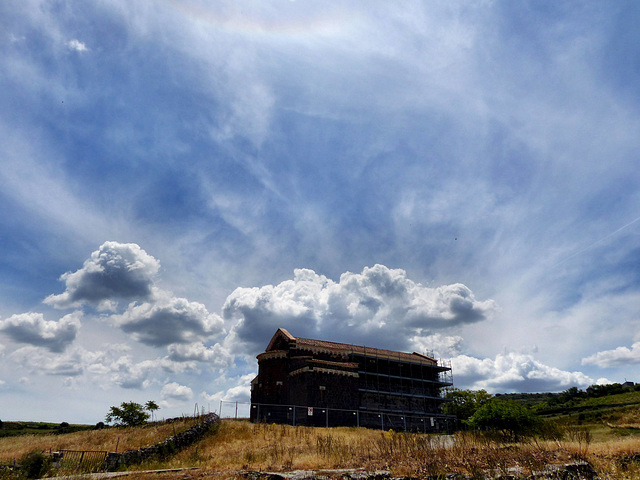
[145,420,640,478]
[0,418,197,462]
[2,418,640,478]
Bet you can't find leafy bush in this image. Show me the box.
[466,399,539,441]
[20,451,51,479]
[443,388,493,422]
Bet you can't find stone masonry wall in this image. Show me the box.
[103,413,219,471]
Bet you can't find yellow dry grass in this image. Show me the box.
[0,419,197,461]
[4,419,640,478]
[143,420,640,478]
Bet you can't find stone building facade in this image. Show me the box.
[250,328,454,431]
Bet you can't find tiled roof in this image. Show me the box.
[267,328,438,365]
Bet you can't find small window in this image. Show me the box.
[319,385,326,391]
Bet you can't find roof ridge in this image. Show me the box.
[293,335,437,362]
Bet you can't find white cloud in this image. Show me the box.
[114,295,224,347]
[582,342,640,368]
[452,352,595,393]
[10,346,85,376]
[201,373,254,403]
[161,381,193,401]
[6,343,165,390]
[223,264,495,354]
[63,377,78,388]
[167,342,232,368]
[409,333,463,359]
[45,242,160,309]
[108,356,158,389]
[66,39,88,52]
[99,352,193,389]
[0,312,81,352]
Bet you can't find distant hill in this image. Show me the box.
[0,420,93,438]
[496,383,640,427]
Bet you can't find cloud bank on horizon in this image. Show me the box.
[1,1,639,422]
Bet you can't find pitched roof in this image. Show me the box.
[265,328,438,365]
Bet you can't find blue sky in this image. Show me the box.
[1,0,640,423]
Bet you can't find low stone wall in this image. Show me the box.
[103,413,219,471]
[240,462,597,480]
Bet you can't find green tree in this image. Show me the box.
[145,400,159,421]
[106,401,150,426]
[443,388,493,422]
[466,399,539,441]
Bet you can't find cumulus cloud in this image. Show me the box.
[66,39,88,52]
[452,352,595,393]
[45,242,160,309]
[0,312,81,352]
[582,342,640,368]
[10,346,85,376]
[161,382,193,401]
[108,356,157,389]
[91,350,191,389]
[201,373,254,403]
[223,265,495,353]
[409,333,463,359]
[113,295,224,347]
[6,343,167,389]
[167,342,232,368]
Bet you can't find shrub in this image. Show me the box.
[20,450,51,479]
[466,399,539,441]
[443,388,493,423]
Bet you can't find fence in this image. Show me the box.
[218,400,251,419]
[53,450,108,473]
[218,400,454,433]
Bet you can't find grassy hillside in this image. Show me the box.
[3,387,640,479]
[0,418,198,461]
[114,420,640,478]
[0,421,94,438]
[2,418,640,479]
[498,387,640,425]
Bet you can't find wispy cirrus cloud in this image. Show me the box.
[1,1,640,423]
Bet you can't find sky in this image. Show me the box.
[1,0,640,424]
